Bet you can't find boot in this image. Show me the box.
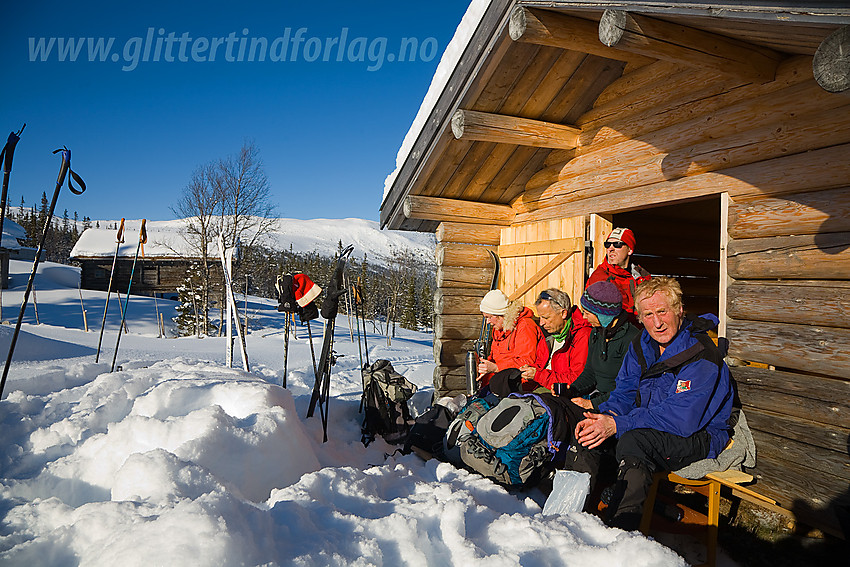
[606,456,652,531]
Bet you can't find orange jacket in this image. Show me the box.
[482,307,546,386]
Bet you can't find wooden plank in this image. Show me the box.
[434,289,487,315]
[436,222,501,245]
[729,187,850,239]
[436,243,497,270]
[515,143,850,223]
[754,429,850,483]
[594,59,683,108]
[498,236,582,258]
[507,249,577,303]
[434,314,481,340]
[747,455,848,539]
[436,266,493,289]
[599,10,782,82]
[727,280,850,328]
[434,337,476,367]
[451,109,580,149]
[404,195,514,225]
[733,366,850,428]
[743,406,849,455]
[727,319,850,379]
[509,6,653,66]
[727,232,850,280]
[520,99,850,213]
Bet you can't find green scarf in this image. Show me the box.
[554,316,572,342]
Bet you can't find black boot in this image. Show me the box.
[606,456,652,531]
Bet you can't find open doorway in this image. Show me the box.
[612,196,721,317]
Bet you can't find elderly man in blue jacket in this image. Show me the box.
[575,276,734,531]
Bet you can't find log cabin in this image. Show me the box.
[70,225,223,299]
[380,0,850,540]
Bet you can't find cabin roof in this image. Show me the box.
[379,0,850,231]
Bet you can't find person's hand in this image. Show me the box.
[519,365,536,381]
[571,397,593,410]
[575,412,616,449]
[477,359,497,376]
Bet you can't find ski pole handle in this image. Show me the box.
[117,218,125,243]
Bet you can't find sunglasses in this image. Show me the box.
[604,241,627,249]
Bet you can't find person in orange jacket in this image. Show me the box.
[519,288,591,391]
[476,289,547,388]
[586,227,651,323]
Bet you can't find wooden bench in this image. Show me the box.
[640,470,778,567]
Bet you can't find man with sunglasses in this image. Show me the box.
[586,227,651,323]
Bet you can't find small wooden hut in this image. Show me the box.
[380,0,849,538]
[70,226,222,299]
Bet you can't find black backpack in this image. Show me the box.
[361,360,417,447]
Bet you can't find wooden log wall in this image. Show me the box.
[507,39,850,536]
[433,221,501,397]
[726,187,850,538]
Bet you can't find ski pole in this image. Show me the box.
[95,219,124,362]
[282,310,289,388]
[0,124,25,322]
[139,236,162,338]
[1,146,85,399]
[78,286,88,331]
[111,220,146,372]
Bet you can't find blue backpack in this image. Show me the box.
[454,393,561,487]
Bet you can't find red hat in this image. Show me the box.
[606,227,636,251]
[292,273,321,307]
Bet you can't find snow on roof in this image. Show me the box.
[71,221,199,259]
[70,217,435,265]
[381,0,492,202]
[1,218,26,250]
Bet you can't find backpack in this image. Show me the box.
[403,402,457,460]
[442,392,500,466]
[454,393,562,487]
[361,360,417,447]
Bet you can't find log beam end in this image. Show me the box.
[814,26,850,94]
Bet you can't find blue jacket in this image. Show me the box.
[598,314,734,459]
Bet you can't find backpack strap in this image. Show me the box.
[631,319,726,407]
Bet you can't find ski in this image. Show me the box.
[111,220,146,372]
[467,250,500,395]
[306,244,354,443]
[2,146,85,399]
[0,124,26,321]
[217,233,249,372]
[95,218,125,363]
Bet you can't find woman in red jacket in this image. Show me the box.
[476,289,547,387]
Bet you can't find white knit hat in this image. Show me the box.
[479,289,510,315]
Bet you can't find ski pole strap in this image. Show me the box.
[52,147,86,195]
[1,124,25,172]
[138,219,147,256]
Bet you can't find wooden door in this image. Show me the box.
[498,217,586,310]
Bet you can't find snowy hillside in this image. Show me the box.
[0,259,716,566]
[70,217,436,267]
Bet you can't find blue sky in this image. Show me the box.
[0,1,473,223]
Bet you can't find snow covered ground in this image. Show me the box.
[0,258,735,566]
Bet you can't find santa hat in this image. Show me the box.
[293,273,321,307]
[606,227,636,251]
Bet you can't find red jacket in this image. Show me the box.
[483,307,546,386]
[586,259,651,320]
[531,307,591,390]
